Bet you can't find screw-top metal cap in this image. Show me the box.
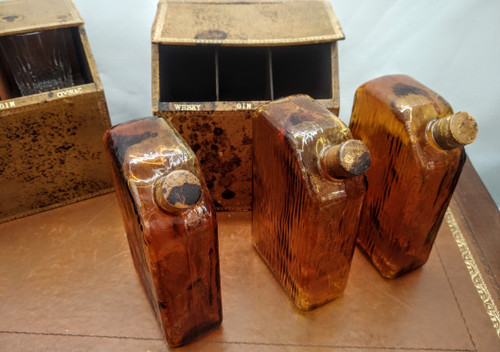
[431,111,478,150]
[154,170,202,213]
[321,139,371,179]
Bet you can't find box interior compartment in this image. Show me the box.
[272,43,332,100]
[0,55,15,100]
[65,27,93,87]
[159,45,216,102]
[158,43,333,104]
[0,27,93,99]
[218,46,272,101]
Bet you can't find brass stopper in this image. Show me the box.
[321,139,371,179]
[431,111,478,150]
[154,170,202,213]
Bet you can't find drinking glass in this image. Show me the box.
[0,29,74,96]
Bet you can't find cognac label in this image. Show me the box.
[55,87,84,98]
[174,104,202,111]
[0,101,15,110]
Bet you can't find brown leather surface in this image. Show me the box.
[453,158,500,299]
[0,164,499,351]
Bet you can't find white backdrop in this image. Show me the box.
[72,0,500,207]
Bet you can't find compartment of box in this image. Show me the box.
[157,43,333,104]
[64,27,94,87]
[159,45,216,102]
[217,46,272,101]
[0,26,93,99]
[272,43,332,100]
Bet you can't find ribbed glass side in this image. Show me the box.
[104,117,222,347]
[349,75,466,278]
[252,95,366,311]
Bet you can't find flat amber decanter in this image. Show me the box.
[252,95,370,311]
[349,74,478,278]
[103,117,222,347]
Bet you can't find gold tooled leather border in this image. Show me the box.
[445,208,500,340]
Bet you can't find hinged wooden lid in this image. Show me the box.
[0,0,83,36]
[152,0,344,46]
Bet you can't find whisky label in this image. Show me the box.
[173,104,202,111]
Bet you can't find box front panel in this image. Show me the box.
[153,39,341,212]
[160,110,252,211]
[0,89,113,222]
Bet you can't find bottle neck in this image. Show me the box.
[154,170,202,213]
[320,139,371,179]
[428,111,478,150]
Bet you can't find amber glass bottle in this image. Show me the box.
[252,95,370,311]
[103,117,222,347]
[349,75,478,278]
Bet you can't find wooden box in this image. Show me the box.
[0,0,113,223]
[152,0,344,211]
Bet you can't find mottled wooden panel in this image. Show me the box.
[152,0,344,45]
[0,0,83,36]
[160,109,253,211]
[0,88,113,222]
